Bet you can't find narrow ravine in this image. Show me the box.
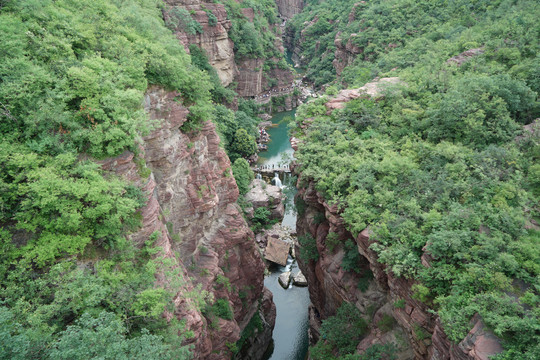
[257,109,310,360]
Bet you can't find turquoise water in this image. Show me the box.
[260,109,309,360]
[257,109,296,168]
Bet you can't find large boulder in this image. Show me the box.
[293,271,308,287]
[245,179,285,221]
[278,271,291,289]
[264,238,290,266]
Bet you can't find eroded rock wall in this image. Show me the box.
[276,0,305,20]
[333,33,363,76]
[165,0,237,86]
[295,181,414,359]
[165,1,294,99]
[103,87,273,359]
[295,178,502,360]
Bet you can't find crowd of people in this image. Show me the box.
[255,86,296,100]
[254,163,290,171]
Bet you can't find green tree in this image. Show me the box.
[49,312,189,360]
[229,128,257,162]
[232,158,254,195]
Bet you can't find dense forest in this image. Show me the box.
[0,0,279,358]
[0,0,538,359]
[290,0,539,359]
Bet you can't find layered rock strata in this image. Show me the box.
[103,87,273,359]
[165,0,295,99]
[276,0,305,20]
[165,0,237,86]
[295,179,503,359]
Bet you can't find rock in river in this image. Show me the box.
[278,271,291,289]
[293,271,308,287]
[264,237,291,266]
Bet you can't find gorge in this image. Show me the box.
[0,1,538,360]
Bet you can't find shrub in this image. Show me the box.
[341,240,362,273]
[299,234,319,262]
[357,270,374,292]
[393,299,406,309]
[232,158,254,195]
[320,302,368,356]
[377,314,396,332]
[251,207,272,232]
[213,299,233,320]
[325,232,341,252]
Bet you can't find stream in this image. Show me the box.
[258,109,310,360]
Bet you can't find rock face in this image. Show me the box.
[293,87,504,359]
[165,0,237,86]
[294,181,413,358]
[325,77,404,112]
[236,58,264,97]
[446,48,485,66]
[234,287,277,360]
[245,179,285,221]
[293,271,308,287]
[165,0,295,98]
[276,0,305,20]
[103,86,273,359]
[333,32,363,76]
[294,179,502,360]
[255,223,296,252]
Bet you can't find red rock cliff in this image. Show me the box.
[294,178,503,360]
[164,0,294,98]
[102,87,274,359]
[276,0,305,20]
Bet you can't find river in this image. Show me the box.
[257,109,310,360]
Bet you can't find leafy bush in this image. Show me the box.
[49,311,189,360]
[229,128,257,162]
[318,302,368,356]
[377,314,396,333]
[357,270,374,292]
[213,299,234,320]
[250,207,275,232]
[203,299,234,321]
[341,240,362,273]
[298,233,319,262]
[232,158,254,195]
[325,232,341,252]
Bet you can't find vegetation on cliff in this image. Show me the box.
[0,0,231,357]
[291,0,539,359]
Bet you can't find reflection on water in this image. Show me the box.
[280,173,297,231]
[257,109,296,168]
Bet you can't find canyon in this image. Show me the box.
[2,0,535,360]
[137,1,505,359]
